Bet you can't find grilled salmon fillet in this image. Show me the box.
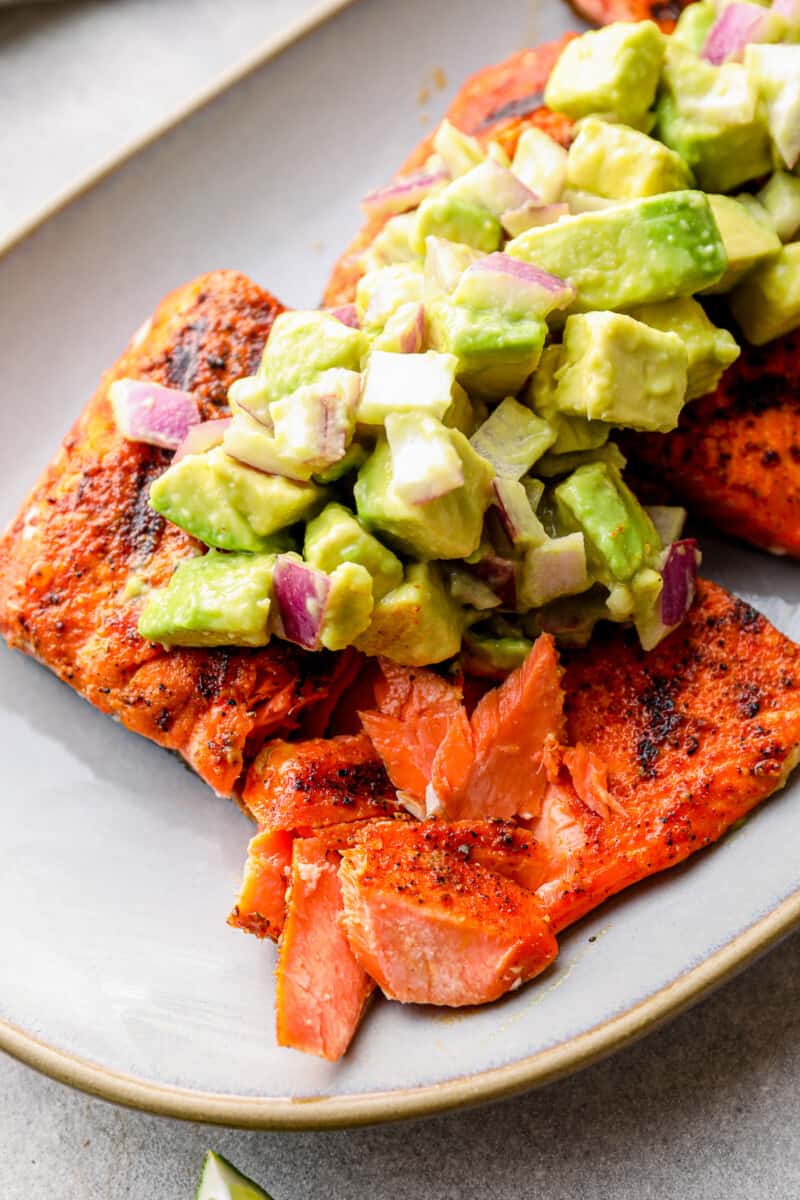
[323,37,800,559]
[565,0,694,32]
[0,270,353,796]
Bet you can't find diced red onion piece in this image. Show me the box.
[361,170,449,220]
[703,2,775,63]
[491,478,545,544]
[390,303,425,354]
[660,539,700,626]
[452,159,540,218]
[110,378,200,450]
[774,0,800,22]
[172,417,231,463]
[273,557,331,650]
[467,554,517,608]
[501,202,569,237]
[327,304,360,328]
[447,566,501,610]
[456,253,575,316]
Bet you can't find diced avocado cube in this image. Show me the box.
[423,237,485,306]
[535,442,628,478]
[470,396,556,479]
[320,562,374,652]
[672,0,716,53]
[625,297,739,399]
[528,344,610,454]
[544,21,665,125]
[138,551,274,648]
[355,263,423,331]
[223,410,316,481]
[555,462,661,583]
[462,630,533,676]
[354,562,465,666]
[208,447,326,535]
[411,194,502,256]
[745,45,800,171]
[519,532,591,609]
[506,192,727,312]
[150,452,287,553]
[270,369,359,474]
[547,312,689,433]
[385,412,466,504]
[645,505,687,545]
[729,242,800,344]
[304,502,403,600]
[566,118,693,202]
[703,194,782,293]
[357,350,456,425]
[563,190,617,214]
[511,126,568,205]
[443,382,478,436]
[362,212,419,270]
[354,430,493,560]
[428,301,546,397]
[255,312,367,415]
[312,442,368,484]
[656,44,772,193]
[758,172,800,242]
[433,120,486,178]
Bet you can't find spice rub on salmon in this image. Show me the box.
[0,270,351,796]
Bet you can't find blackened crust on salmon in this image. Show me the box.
[476,90,545,128]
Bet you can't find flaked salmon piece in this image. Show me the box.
[359,661,464,804]
[561,743,628,820]
[339,821,558,1006]
[627,329,800,559]
[242,734,400,830]
[533,578,800,931]
[276,828,373,1060]
[384,818,551,893]
[0,271,349,796]
[227,828,294,942]
[322,38,575,310]
[440,633,565,820]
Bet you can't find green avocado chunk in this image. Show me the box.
[149,450,317,553]
[544,21,665,125]
[528,346,611,455]
[411,194,502,255]
[320,562,374,651]
[671,0,716,52]
[555,462,661,583]
[511,126,568,204]
[195,1150,274,1200]
[546,312,689,433]
[758,172,800,243]
[354,429,494,561]
[354,563,465,665]
[703,195,782,294]
[656,44,772,193]
[253,311,367,417]
[428,300,546,399]
[506,192,727,313]
[566,118,693,202]
[138,551,274,648]
[304,502,403,601]
[729,242,800,345]
[462,630,533,676]
[625,297,740,400]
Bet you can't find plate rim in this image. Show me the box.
[3,888,799,1127]
[2,0,799,1129]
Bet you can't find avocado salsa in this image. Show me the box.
[130,12,800,669]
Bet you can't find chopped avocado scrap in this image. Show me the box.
[563,189,617,214]
[672,0,716,52]
[254,311,367,415]
[532,586,610,646]
[208,447,326,536]
[656,44,772,193]
[547,312,689,433]
[555,462,661,583]
[357,350,456,425]
[362,212,419,269]
[354,562,465,665]
[270,369,359,473]
[433,119,486,178]
[625,297,739,399]
[703,194,781,293]
[411,194,502,256]
[313,442,368,484]
[470,396,556,478]
[223,410,316,482]
[462,630,533,676]
[744,45,800,171]
[645,505,687,545]
[758,172,800,242]
[304,502,403,600]
[150,452,283,553]
[519,532,591,609]
[528,345,611,455]
[544,21,665,124]
[506,191,727,312]
[443,382,478,436]
[372,302,424,353]
[355,263,423,331]
[320,562,374,651]
[354,430,493,560]
[195,1150,274,1200]
[566,118,693,202]
[729,242,800,344]
[536,442,627,478]
[511,126,568,204]
[139,551,274,648]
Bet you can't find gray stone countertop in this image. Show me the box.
[2,3,800,1197]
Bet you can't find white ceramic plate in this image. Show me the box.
[2,0,799,1129]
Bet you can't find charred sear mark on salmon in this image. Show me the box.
[477,90,545,129]
[197,650,232,700]
[738,682,763,720]
[293,757,394,807]
[165,319,208,391]
[637,675,683,776]
[733,599,764,633]
[117,454,169,563]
